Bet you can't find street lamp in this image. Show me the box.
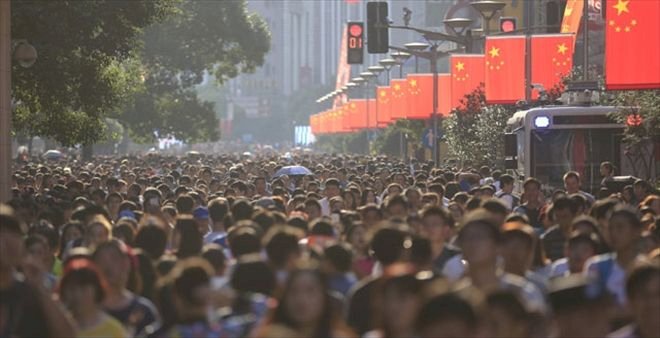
[443,18,474,36]
[391,51,411,79]
[379,58,398,84]
[404,42,430,73]
[470,0,506,36]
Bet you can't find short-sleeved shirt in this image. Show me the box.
[78,313,128,338]
[105,294,160,336]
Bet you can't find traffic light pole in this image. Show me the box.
[0,1,11,203]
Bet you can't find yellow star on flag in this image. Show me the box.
[613,0,629,16]
[409,79,417,87]
[455,62,465,71]
[380,91,386,97]
[557,43,568,55]
[565,6,573,16]
[488,46,500,58]
[394,83,401,90]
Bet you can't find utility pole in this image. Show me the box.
[1,0,11,203]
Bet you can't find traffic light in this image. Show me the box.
[347,22,364,64]
[499,17,517,33]
[367,1,389,54]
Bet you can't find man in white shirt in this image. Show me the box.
[319,178,341,216]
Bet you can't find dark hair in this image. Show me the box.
[135,250,157,301]
[626,263,660,300]
[458,210,502,244]
[610,206,642,228]
[553,196,578,214]
[523,177,542,190]
[231,261,276,296]
[420,205,455,228]
[113,222,136,247]
[266,267,335,337]
[59,258,107,303]
[135,224,167,261]
[231,199,254,222]
[416,292,477,333]
[175,194,195,214]
[482,198,509,216]
[175,216,203,259]
[370,224,410,265]
[171,258,213,307]
[499,174,515,186]
[264,226,302,269]
[201,244,226,274]
[324,243,353,272]
[228,223,262,257]
[310,219,335,237]
[208,197,232,225]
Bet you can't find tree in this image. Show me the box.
[11,0,176,146]
[121,0,271,143]
[608,90,660,180]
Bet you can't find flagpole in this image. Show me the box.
[582,0,588,80]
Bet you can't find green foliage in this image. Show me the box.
[372,119,425,156]
[11,0,177,146]
[443,85,515,166]
[122,0,271,143]
[608,90,660,179]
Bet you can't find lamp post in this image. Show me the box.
[359,71,376,153]
[390,51,411,78]
[378,58,398,84]
[404,42,429,73]
[368,66,385,130]
[470,1,506,37]
[351,76,367,153]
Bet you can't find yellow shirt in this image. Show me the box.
[78,313,128,338]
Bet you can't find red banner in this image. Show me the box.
[485,36,526,104]
[605,0,660,90]
[450,54,485,110]
[531,34,575,94]
[561,0,584,35]
[376,86,392,126]
[406,74,433,119]
[390,79,408,120]
[437,74,451,116]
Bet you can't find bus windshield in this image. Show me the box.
[530,128,622,193]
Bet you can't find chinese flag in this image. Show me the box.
[406,74,433,119]
[561,0,584,36]
[367,99,377,128]
[450,54,485,110]
[531,34,575,94]
[485,36,526,104]
[437,74,451,116]
[605,0,660,90]
[353,99,368,130]
[390,79,408,120]
[340,105,350,133]
[376,86,392,126]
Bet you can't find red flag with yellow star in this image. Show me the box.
[406,74,433,119]
[351,99,368,130]
[561,0,584,36]
[436,74,451,116]
[531,34,575,93]
[485,36,526,104]
[376,86,392,126]
[605,0,660,90]
[450,54,485,110]
[390,79,408,120]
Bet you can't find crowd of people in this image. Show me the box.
[1,152,659,338]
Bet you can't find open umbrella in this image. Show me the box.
[43,150,62,160]
[273,165,312,177]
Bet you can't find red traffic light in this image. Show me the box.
[349,24,363,37]
[499,17,516,33]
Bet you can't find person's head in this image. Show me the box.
[58,258,107,315]
[458,210,501,267]
[84,214,112,250]
[370,223,411,266]
[175,194,195,215]
[345,223,368,254]
[231,259,276,296]
[324,178,341,199]
[173,215,203,259]
[420,205,455,245]
[208,197,232,229]
[563,171,581,194]
[201,244,227,277]
[633,179,651,201]
[269,264,334,335]
[549,275,612,338]
[566,231,600,273]
[379,274,425,336]
[359,204,383,228]
[481,199,509,225]
[552,197,578,229]
[499,174,515,193]
[322,243,353,275]
[263,226,303,271]
[500,223,536,276]
[227,222,262,258]
[523,178,542,204]
[170,257,214,321]
[416,292,478,338]
[608,206,643,252]
[134,224,167,261]
[92,239,131,290]
[626,263,660,338]
[384,194,409,219]
[599,161,614,177]
[485,291,535,338]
